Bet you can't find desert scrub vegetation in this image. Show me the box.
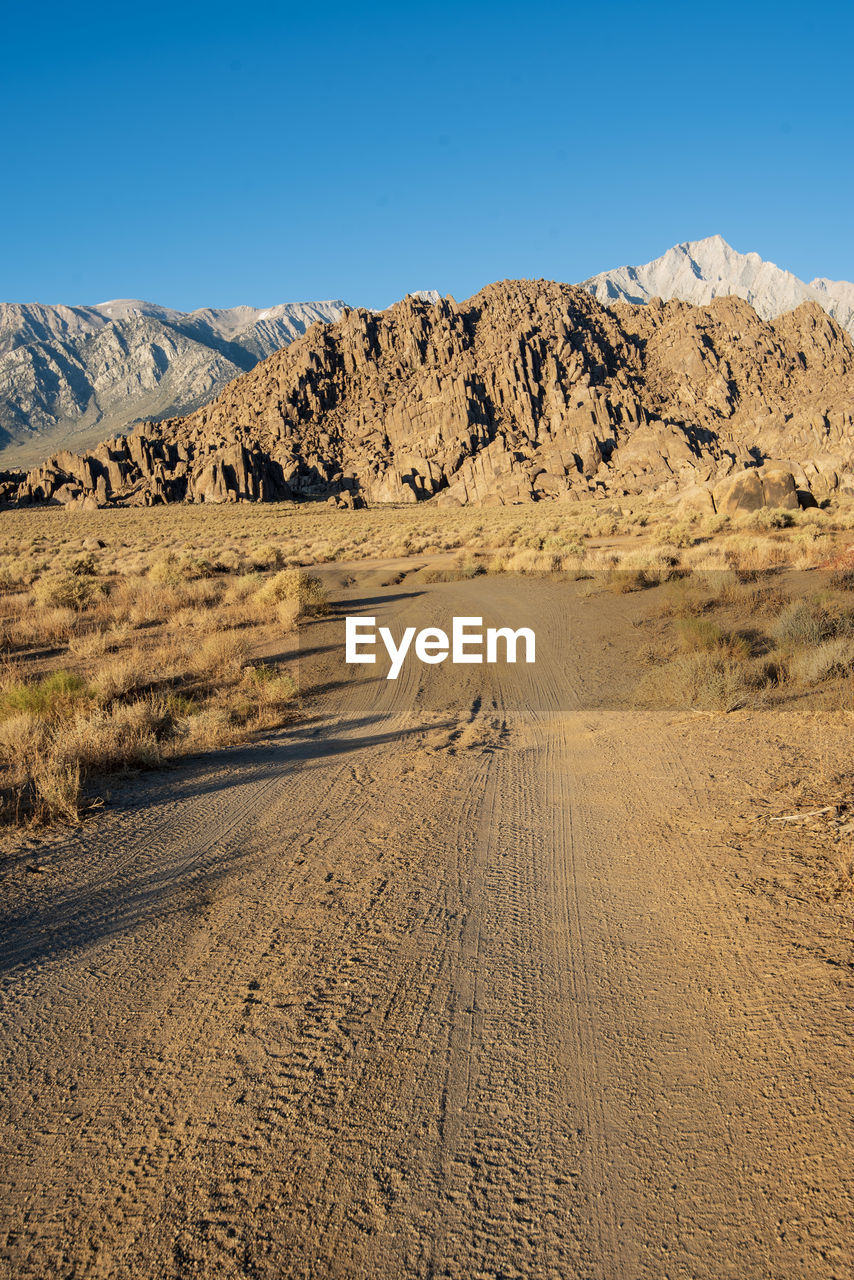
[255,568,329,629]
[636,570,854,711]
[0,555,330,828]
[0,493,852,582]
[0,496,851,820]
[33,554,102,610]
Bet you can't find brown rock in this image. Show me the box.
[713,470,765,514]
[6,280,854,509]
[674,484,716,516]
[760,469,799,510]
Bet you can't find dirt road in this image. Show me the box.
[1,575,852,1278]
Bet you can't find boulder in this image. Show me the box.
[713,470,765,514]
[712,467,800,514]
[674,483,716,515]
[759,468,799,510]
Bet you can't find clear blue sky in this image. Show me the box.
[3,1,852,310]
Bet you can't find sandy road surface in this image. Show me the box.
[1,575,852,1279]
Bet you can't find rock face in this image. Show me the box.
[583,235,854,337]
[0,298,347,466]
[7,280,854,512]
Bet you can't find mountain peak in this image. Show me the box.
[582,238,854,335]
[8,275,854,513]
[0,297,348,467]
[682,233,732,252]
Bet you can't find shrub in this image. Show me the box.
[68,628,112,658]
[33,756,81,824]
[678,617,725,650]
[52,699,170,775]
[223,574,262,605]
[243,664,297,714]
[639,650,773,712]
[149,551,222,585]
[605,568,652,593]
[504,549,563,574]
[66,554,97,577]
[256,570,329,619]
[0,670,90,721]
[110,578,181,627]
[770,600,853,648]
[250,543,284,570]
[182,705,237,749]
[148,553,191,586]
[256,569,301,603]
[662,522,699,548]
[751,507,795,530]
[787,637,854,685]
[194,631,248,676]
[298,577,329,616]
[90,653,152,702]
[677,617,752,659]
[0,711,48,763]
[214,548,250,575]
[828,563,854,591]
[11,605,78,648]
[34,568,100,611]
[455,556,487,579]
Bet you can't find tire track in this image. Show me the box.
[1,574,852,1280]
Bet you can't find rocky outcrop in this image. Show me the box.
[710,468,799,515]
[8,280,854,511]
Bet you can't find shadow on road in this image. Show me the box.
[0,714,455,977]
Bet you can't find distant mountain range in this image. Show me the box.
[582,235,854,334]
[10,278,854,513]
[0,298,347,466]
[2,237,853,468]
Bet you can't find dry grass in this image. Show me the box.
[1,496,853,826]
[787,637,854,685]
[640,650,776,713]
[255,568,329,623]
[0,493,851,584]
[636,569,854,711]
[0,561,330,826]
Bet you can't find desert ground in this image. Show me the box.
[0,504,852,1278]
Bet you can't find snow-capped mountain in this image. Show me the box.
[3,239,853,469]
[0,298,346,466]
[582,235,854,335]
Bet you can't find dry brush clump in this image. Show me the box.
[254,568,329,630]
[636,570,854,711]
[0,557,329,829]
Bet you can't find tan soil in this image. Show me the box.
[0,574,852,1279]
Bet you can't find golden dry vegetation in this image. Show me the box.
[1,494,853,581]
[0,543,329,824]
[1,495,853,829]
[628,567,854,712]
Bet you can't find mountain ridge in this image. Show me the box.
[4,237,854,481]
[8,280,854,514]
[582,235,854,334]
[0,298,349,467]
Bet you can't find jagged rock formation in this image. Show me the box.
[0,298,347,466]
[583,236,854,337]
[7,281,854,513]
[7,230,854,478]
